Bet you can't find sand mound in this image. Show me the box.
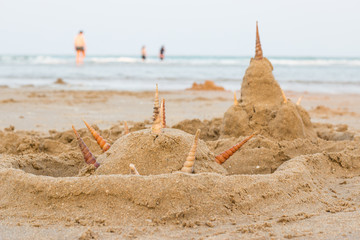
[221,57,316,140]
[187,80,225,91]
[207,132,353,175]
[0,120,359,238]
[96,128,227,175]
[54,78,66,85]
[314,123,354,141]
[1,146,359,229]
[172,118,222,141]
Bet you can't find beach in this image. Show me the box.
[2,0,360,237]
[1,83,360,239]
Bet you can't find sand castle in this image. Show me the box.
[1,22,359,239]
[221,22,316,140]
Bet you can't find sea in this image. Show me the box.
[0,55,359,93]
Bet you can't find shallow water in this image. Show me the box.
[0,55,359,93]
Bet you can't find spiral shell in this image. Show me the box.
[234,91,239,106]
[281,89,287,104]
[124,121,129,135]
[215,134,255,165]
[129,163,140,175]
[72,125,100,168]
[83,120,111,152]
[255,21,263,60]
[151,84,162,134]
[181,129,201,173]
[160,98,166,128]
[296,96,303,106]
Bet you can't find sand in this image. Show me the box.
[1,84,360,239]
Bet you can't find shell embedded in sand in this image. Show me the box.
[83,120,111,152]
[72,125,100,168]
[181,129,201,173]
[296,96,303,105]
[129,163,140,175]
[255,21,263,60]
[215,134,254,164]
[281,89,288,103]
[151,84,162,134]
[233,91,239,106]
[160,98,166,128]
[124,121,129,135]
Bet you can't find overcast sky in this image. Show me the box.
[1,0,359,56]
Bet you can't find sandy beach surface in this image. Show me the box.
[1,85,360,239]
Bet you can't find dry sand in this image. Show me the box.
[1,85,360,239]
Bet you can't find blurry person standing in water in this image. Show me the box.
[141,46,147,61]
[159,46,165,61]
[74,31,86,64]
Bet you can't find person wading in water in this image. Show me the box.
[74,31,86,65]
[159,46,165,61]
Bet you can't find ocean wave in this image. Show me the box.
[1,55,360,67]
[278,79,360,85]
[272,59,360,66]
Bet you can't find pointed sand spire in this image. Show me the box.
[255,21,263,60]
[72,125,100,168]
[151,84,162,134]
[124,121,129,135]
[233,91,238,106]
[83,120,111,152]
[129,163,140,175]
[215,134,255,165]
[160,98,166,128]
[181,129,201,173]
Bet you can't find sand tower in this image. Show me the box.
[220,22,316,140]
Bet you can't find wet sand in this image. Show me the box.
[1,87,359,132]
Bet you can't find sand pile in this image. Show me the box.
[172,118,222,141]
[96,128,226,175]
[187,80,225,91]
[1,141,359,229]
[54,78,66,85]
[207,131,353,175]
[221,24,316,140]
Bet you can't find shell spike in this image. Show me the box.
[255,21,263,60]
[72,125,100,168]
[124,121,129,135]
[151,84,162,134]
[181,129,201,173]
[233,91,238,106]
[215,134,255,165]
[83,120,111,152]
[296,96,303,105]
[281,89,287,103]
[129,163,140,175]
[160,98,166,128]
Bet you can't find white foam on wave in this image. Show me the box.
[272,59,360,66]
[1,55,360,67]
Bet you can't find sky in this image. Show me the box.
[0,0,360,57]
